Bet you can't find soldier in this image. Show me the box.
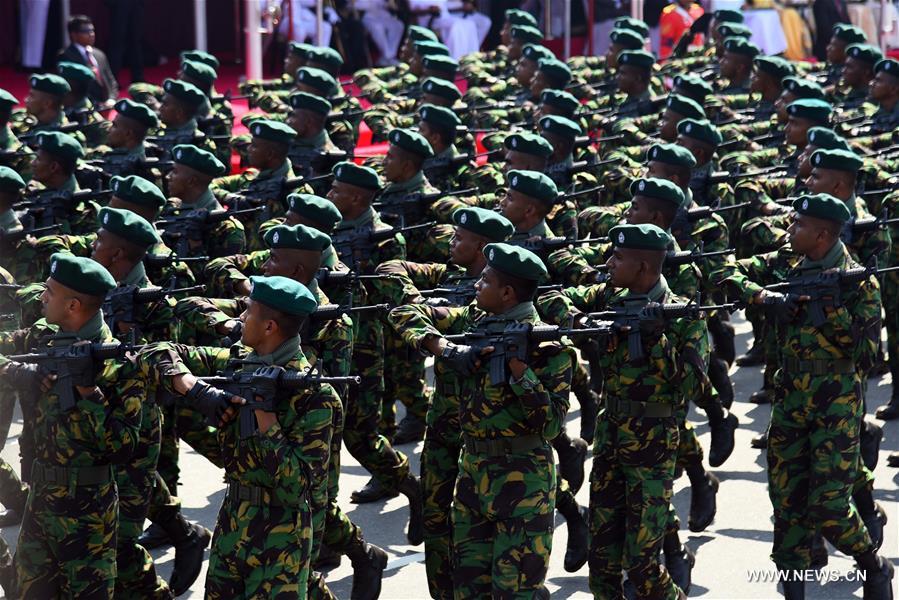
[418,104,468,192]
[0,253,142,598]
[822,24,868,86]
[718,193,894,599]
[833,44,882,110]
[152,79,209,160]
[15,74,72,143]
[137,275,339,598]
[0,88,32,178]
[325,161,424,543]
[389,242,572,598]
[284,92,342,188]
[717,37,761,95]
[86,99,158,180]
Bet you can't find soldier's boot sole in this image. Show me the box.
[735,341,765,367]
[563,506,589,573]
[558,437,589,494]
[138,522,172,550]
[863,556,894,600]
[861,421,883,471]
[863,503,888,553]
[748,388,773,404]
[350,543,388,600]
[750,432,768,450]
[688,472,719,532]
[170,523,212,596]
[351,477,399,504]
[665,545,695,594]
[709,413,739,468]
[399,475,424,546]
[888,452,899,468]
[875,395,899,421]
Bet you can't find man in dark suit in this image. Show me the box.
[56,14,119,107]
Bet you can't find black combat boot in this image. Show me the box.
[157,510,212,596]
[398,474,424,545]
[351,477,399,504]
[860,420,883,470]
[686,466,719,532]
[707,404,739,468]
[556,491,588,572]
[345,536,389,600]
[554,433,588,494]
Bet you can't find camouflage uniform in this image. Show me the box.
[159,189,246,272]
[720,241,880,568]
[0,313,143,598]
[64,97,110,148]
[389,300,572,598]
[0,122,34,181]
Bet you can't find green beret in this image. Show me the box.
[57,61,95,85]
[507,169,558,205]
[504,132,553,158]
[505,8,538,28]
[288,41,313,58]
[264,223,331,252]
[833,23,867,45]
[540,89,580,115]
[408,25,438,43]
[665,93,704,120]
[717,23,752,39]
[0,166,25,194]
[846,43,883,65]
[419,103,460,131]
[713,9,744,23]
[646,142,696,168]
[510,25,544,44]
[782,76,825,100]
[539,114,582,140]
[114,98,157,129]
[388,128,433,158]
[537,58,572,86]
[810,148,863,173]
[617,49,655,71]
[806,127,850,151]
[483,243,547,281]
[36,131,84,162]
[288,91,332,115]
[610,28,646,50]
[677,118,723,147]
[452,207,515,242]
[172,144,226,177]
[0,88,18,111]
[754,55,795,80]
[333,161,381,190]
[295,67,338,96]
[163,78,205,108]
[723,37,761,58]
[181,49,220,69]
[787,98,832,124]
[792,193,851,224]
[875,58,899,78]
[29,73,70,98]
[98,207,159,249]
[49,253,116,297]
[306,46,344,72]
[614,16,650,37]
[250,119,297,146]
[414,41,451,57]
[422,54,458,77]
[249,275,318,316]
[629,177,686,207]
[673,74,713,99]
[181,60,217,87]
[110,175,166,209]
[287,193,342,231]
[421,77,461,102]
[609,223,671,251]
[522,44,555,63]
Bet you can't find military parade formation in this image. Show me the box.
[0,7,898,599]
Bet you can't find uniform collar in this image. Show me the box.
[338,206,376,230]
[121,261,149,287]
[800,240,845,271]
[244,335,302,367]
[489,301,537,323]
[623,275,669,303]
[257,158,292,181]
[181,187,221,211]
[294,130,328,149]
[383,170,425,195]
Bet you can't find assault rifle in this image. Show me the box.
[0,224,60,246]
[16,189,113,228]
[103,282,205,336]
[331,222,435,268]
[156,207,263,257]
[374,187,476,227]
[510,236,608,255]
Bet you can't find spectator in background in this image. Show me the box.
[107,0,145,85]
[658,0,703,59]
[19,0,51,70]
[56,14,119,107]
[592,0,631,55]
[409,0,492,58]
[355,0,406,66]
[277,0,339,46]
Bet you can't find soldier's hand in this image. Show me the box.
[186,380,237,425]
[67,341,99,387]
[219,395,247,427]
[758,290,803,322]
[0,361,46,389]
[441,343,490,375]
[234,279,252,296]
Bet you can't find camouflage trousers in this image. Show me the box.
[588,416,681,600]
[767,370,874,569]
[16,476,118,599]
[205,497,312,599]
[382,330,430,436]
[344,319,410,491]
[0,457,27,513]
[452,447,555,599]
[421,424,462,600]
[115,403,170,599]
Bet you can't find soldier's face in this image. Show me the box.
[749,67,766,93]
[842,58,870,87]
[107,115,131,148]
[797,144,817,179]
[605,44,622,68]
[805,167,839,195]
[90,229,121,270]
[605,247,639,289]
[827,38,847,64]
[24,89,52,117]
[284,55,303,77]
[869,71,897,102]
[159,94,181,125]
[40,278,70,325]
[625,196,655,225]
[784,116,811,147]
[327,181,356,217]
[508,39,525,61]
[449,227,481,267]
[658,110,680,142]
[774,91,795,124]
[30,149,56,184]
[474,266,506,313]
[500,21,513,46]
[616,65,642,95]
[239,300,266,347]
[382,145,406,181]
[166,164,193,198]
[529,71,549,98]
[719,52,737,79]
[504,150,544,173]
[262,248,300,279]
[787,213,822,254]
[422,92,452,108]
[516,59,538,88]
[499,189,530,228]
[247,137,273,169]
